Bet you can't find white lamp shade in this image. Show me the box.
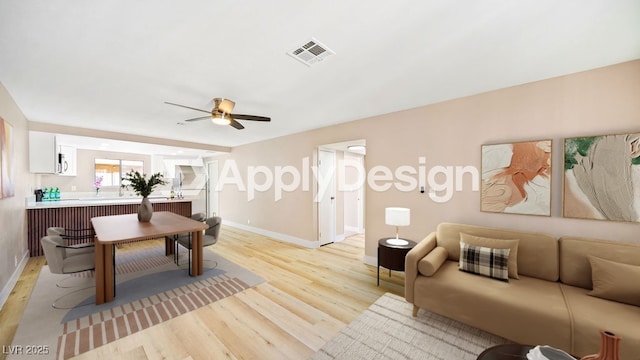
[385,207,410,226]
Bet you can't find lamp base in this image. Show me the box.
[387,238,409,246]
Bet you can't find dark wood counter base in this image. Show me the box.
[27,201,192,256]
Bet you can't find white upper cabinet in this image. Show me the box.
[29,131,57,174]
[28,131,77,176]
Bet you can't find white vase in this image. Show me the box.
[137,197,153,222]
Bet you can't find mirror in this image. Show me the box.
[95,158,144,187]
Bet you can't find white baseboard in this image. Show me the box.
[363,254,377,267]
[224,221,319,249]
[345,226,363,233]
[0,250,29,311]
[344,226,364,238]
[335,234,345,242]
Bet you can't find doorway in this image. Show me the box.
[316,139,366,246]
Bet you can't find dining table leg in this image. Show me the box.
[95,241,105,305]
[191,230,203,276]
[95,242,115,305]
[95,241,114,305]
[165,236,175,256]
[104,244,114,303]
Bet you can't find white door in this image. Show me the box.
[354,155,365,233]
[318,149,336,246]
[207,160,219,217]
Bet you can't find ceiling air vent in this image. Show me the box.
[287,38,334,66]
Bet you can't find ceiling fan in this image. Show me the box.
[165,98,271,130]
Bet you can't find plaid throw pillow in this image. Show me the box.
[459,242,510,282]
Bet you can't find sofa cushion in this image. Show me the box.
[559,237,640,289]
[460,233,519,279]
[412,261,571,351]
[459,242,510,281]
[560,284,640,358]
[588,256,640,306]
[436,223,558,281]
[418,246,448,276]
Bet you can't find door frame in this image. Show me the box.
[317,148,336,246]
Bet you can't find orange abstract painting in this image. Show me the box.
[481,140,551,216]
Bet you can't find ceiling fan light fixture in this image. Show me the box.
[214,98,235,114]
[211,113,231,126]
[165,98,269,130]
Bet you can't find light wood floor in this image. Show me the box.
[0,227,406,360]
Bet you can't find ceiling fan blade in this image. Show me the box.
[184,116,210,122]
[229,118,245,130]
[164,101,211,114]
[231,113,271,122]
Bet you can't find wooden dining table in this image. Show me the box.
[91,211,209,305]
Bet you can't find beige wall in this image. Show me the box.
[219,60,640,261]
[0,83,36,299]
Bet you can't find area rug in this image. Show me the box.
[310,293,510,360]
[9,245,264,360]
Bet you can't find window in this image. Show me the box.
[95,159,144,187]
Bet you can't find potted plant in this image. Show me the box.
[94,175,103,196]
[121,170,167,222]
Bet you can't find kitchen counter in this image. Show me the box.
[26,196,193,209]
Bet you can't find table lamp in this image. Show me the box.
[385,207,410,245]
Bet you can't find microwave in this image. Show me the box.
[57,152,70,175]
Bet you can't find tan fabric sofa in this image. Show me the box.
[404,223,640,359]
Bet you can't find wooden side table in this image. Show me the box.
[377,237,417,286]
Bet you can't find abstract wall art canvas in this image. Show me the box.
[1,116,15,198]
[564,133,640,222]
[481,140,551,216]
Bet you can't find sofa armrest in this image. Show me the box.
[418,246,448,276]
[405,232,437,303]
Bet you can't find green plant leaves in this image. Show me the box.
[121,170,167,197]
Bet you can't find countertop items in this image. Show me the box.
[26,196,192,209]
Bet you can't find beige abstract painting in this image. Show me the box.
[481,140,552,216]
[564,133,640,222]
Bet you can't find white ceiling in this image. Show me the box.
[1,1,639,154]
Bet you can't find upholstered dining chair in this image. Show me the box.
[47,226,96,243]
[175,216,221,275]
[40,235,95,308]
[166,213,205,264]
[46,227,94,286]
[47,226,95,254]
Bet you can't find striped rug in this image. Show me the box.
[311,293,510,360]
[69,245,173,280]
[10,246,264,360]
[57,273,249,359]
